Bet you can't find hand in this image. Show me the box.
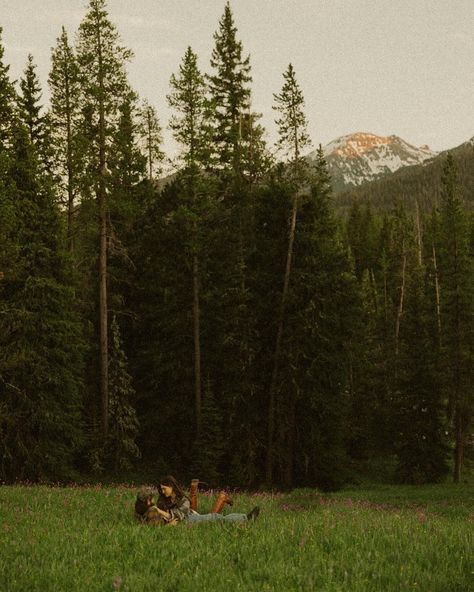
[157,508,172,520]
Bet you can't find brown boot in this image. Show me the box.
[211,490,234,513]
[190,479,200,511]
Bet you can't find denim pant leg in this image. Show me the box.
[187,512,247,523]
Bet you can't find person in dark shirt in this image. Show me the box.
[134,486,165,525]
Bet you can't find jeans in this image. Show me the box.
[187,512,247,523]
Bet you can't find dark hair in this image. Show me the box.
[158,475,187,508]
[135,497,149,517]
[135,486,155,517]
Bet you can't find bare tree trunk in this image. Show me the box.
[370,269,378,313]
[415,199,422,266]
[282,389,297,489]
[395,250,407,355]
[147,108,153,181]
[192,247,202,436]
[453,409,464,483]
[432,243,442,345]
[265,192,299,484]
[383,263,388,326]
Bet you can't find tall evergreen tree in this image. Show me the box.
[207,1,252,176]
[18,55,44,148]
[48,27,82,251]
[346,202,380,279]
[189,379,224,486]
[0,123,84,481]
[137,99,164,181]
[0,28,18,276]
[437,153,473,482]
[0,28,17,148]
[265,64,311,484]
[273,64,311,176]
[168,47,211,173]
[393,265,449,483]
[76,0,133,442]
[167,46,213,437]
[105,316,140,471]
[291,149,357,489]
[207,7,261,479]
[109,95,146,191]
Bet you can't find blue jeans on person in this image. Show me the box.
[187,512,247,523]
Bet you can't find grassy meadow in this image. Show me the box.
[0,483,473,591]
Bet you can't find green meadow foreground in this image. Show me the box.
[0,484,472,592]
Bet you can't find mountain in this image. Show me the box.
[308,132,438,193]
[334,135,474,212]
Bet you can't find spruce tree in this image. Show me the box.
[393,265,449,483]
[167,46,212,438]
[18,55,44,148]
[130,179,197,469]
[189,380,224,486]
[273,64,311,177]
[437,153,473,482]
[287,149,357,489]
[265,64,311,484]
[168,47,211,173]
[137,99,164,181]
[48,27,82,251]
[76,0,134,442]
[0,28,18,276]
[109,95,146,191]
[106,316,140,472]
[0,123,84,481]
[107,93,147,353]
[208,1,252,176]
[0,28,17,148]
[207,8,259,476]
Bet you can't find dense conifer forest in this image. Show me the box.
[0,0,473,489]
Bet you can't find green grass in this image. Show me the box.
[0,483,473,591]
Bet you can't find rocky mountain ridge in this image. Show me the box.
[308,132,438,193]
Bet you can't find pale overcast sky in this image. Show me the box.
[1,0,473,154]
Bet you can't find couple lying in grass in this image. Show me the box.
[135,475,260,526]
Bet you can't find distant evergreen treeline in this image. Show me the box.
[0,0,472,489]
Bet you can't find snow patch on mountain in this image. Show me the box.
[308,132,438,192]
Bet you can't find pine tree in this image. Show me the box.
[107,93,147,355]
[273,64,311,178]
[189,380,224,486]
[0,28,18,277]
[208,1,252,176]
[437,153,473,482]
[393,265,449,483]
[346,202,380,279]
[0,123,84,481]
[137,99,164,181]
[265,64,311,484]
[106,316,140,472]
[167,46,212,437]
[48,27,82,251]
[168,47,211,174]
[76,0,134,442]
[0,28,17,148]
[207,9,259,474]
[130,179,197,469]
[346,268,380,461]
[288,150,357,489]
[18,55,44,148]
[109,95,146,191]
